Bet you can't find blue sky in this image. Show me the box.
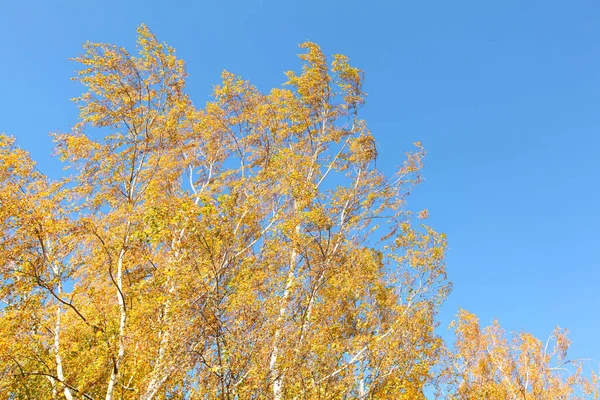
[2,0,599,365]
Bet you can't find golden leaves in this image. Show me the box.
[285,42,330,110]
[417,209,429,220]
[445,310,599,400]
[349,133,378,165]
[331,53,365,109]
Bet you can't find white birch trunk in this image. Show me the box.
[140,279,175,400]
[269,218,300,400]
[53,279,74,400]
[47,238,74,400]
[106,247,127,400]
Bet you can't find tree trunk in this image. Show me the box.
[106,247,127,400]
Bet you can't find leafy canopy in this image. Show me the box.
[0,25,596,400]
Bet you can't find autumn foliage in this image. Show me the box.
[0,25,596,399]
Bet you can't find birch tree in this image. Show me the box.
[0,25,596,399]
[439,310,599,400]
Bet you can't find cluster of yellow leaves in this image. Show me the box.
[439,310,599,399]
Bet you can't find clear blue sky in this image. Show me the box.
[2,0,599,364]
